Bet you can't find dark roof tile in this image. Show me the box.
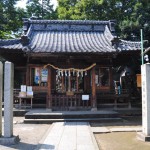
[0,39,22,50]
[0,19,141,53]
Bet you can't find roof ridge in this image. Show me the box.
[27,19,115,25]
[121,39,141,43]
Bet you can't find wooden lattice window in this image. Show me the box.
[95,67,110,89]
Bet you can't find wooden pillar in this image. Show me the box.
[109,67,113,90]
[26,65,30,86]
[91,67,97,111]
[26,54,30,86]
[62,76,65,92]
[76,76,79,92]
[47,67,52,110]
[68,76,71,91]
[86,71,91,93]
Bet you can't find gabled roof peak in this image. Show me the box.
[23,18,116,33]
[23,18,115,25]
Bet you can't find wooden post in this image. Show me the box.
[26,54,30,86]
[91,67,97,111]
[47,67,52,110]
[109,67,113,89]
[76,76,79,92]
[62,76,65,92]
[68,76,71,92]
[26,65,30,86]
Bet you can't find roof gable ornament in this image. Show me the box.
[21,35,30,46]
[111,36,121,50]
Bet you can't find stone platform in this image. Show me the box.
[24,109,122,123]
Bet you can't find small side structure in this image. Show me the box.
[0,19,141,110]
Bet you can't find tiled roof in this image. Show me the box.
[27,26,115,53]
[118,40,141,51]
[0,39,22,50]
[0,19,141,53]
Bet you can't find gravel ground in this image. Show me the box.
[91,116,150,150]
[0,117,50,150]
[95,132,150,150]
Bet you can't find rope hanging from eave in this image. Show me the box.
[43,63,96,72]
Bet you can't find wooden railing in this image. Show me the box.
[48,94,91,111]
[97,89,131,108]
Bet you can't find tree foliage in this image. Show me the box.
[0,0,150,43]
[0,0,57,39]
[26,0,57,19]
[57,0,150,42]
[0,0,29,38]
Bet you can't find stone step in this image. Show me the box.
[25,111,119,119]
[24,117,122,124]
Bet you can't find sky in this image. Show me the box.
[16,0,58,9]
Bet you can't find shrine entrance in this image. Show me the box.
[44,63,96,110]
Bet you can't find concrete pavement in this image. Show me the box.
[36,122,99,150]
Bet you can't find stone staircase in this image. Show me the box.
[24,109,122,124]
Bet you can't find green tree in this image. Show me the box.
[57,0,104,20]
[0,0,57,39]
[26,0,57,19]
[57,0,150,42]
[0,0,26,38]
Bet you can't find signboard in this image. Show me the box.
[41,69,48,82]
[27,91,33,97]
[21,85,26,92]
[27,86,32,92]
[82,95,89,100]
[34,68,40,84]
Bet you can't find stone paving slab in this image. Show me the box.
[2,118,19,124]
[37,122,99,150]
[110,127,142,132]
[91,127,142,133]
[91,127,110,133]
